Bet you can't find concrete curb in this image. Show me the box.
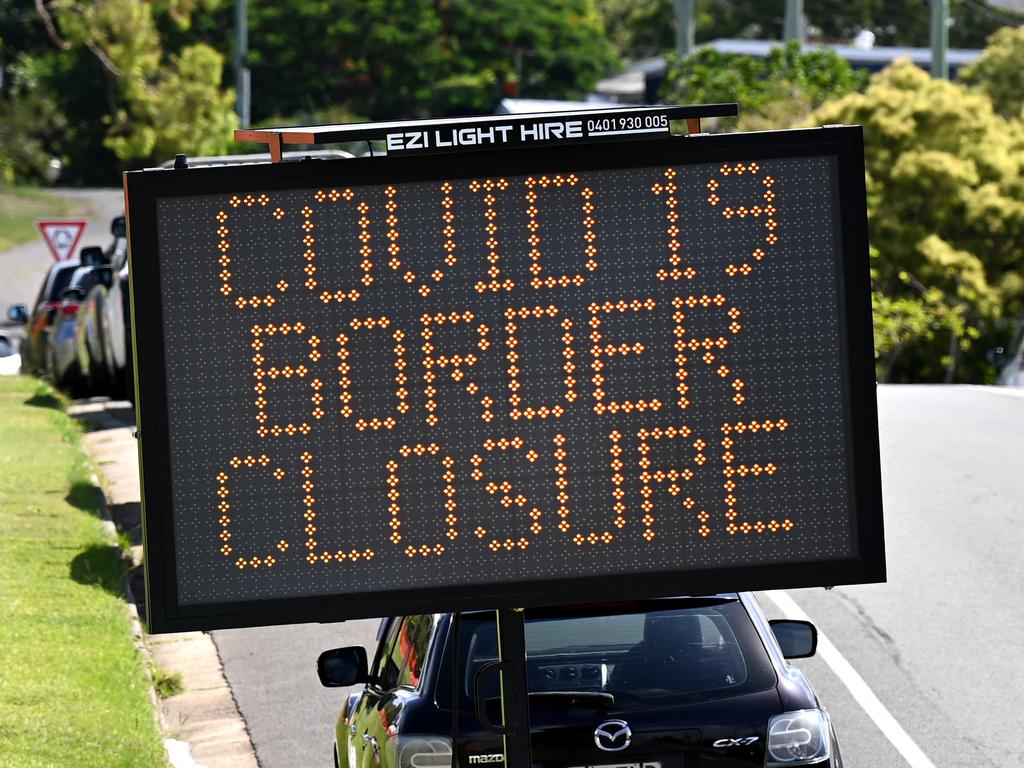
[72,400,259,768]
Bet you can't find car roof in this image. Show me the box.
[448,594,743,621]
[157,150,353,169]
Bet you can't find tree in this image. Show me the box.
[0,0,236,182]
[243,0,616,123]
[810,61,1024,382]
[959,25,1024,119]
[660,41,867,131]
[44,0,237,163]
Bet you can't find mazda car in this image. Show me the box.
[318,593,842,768]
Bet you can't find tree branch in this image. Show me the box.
[34,0,71,51]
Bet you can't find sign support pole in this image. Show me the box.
[496,608,532,768]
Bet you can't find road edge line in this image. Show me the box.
[762,590,936,768]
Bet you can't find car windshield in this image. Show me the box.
[436,600,776,712]
[0,336,14,356]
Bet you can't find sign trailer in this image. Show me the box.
[125,104,884,631]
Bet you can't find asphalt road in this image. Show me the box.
[215,384,1024,767]
[0,188,123,338]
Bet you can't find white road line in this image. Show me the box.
[762,590,936,768]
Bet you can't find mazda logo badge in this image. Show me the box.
[594,719,631,752]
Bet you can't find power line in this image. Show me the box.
[956,0,1024,27]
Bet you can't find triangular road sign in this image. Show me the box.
[37,219,87,261]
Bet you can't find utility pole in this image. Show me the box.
[673,0,696,57]
[234,0,251,128]
[783,0,804,43]
[930,0,949,79]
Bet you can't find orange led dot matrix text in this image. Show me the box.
[705,162,779,277]
[572,429,627,546]
[504,305,575,421]
[523,175,598,289]
[386,182,457,298]
[637,426,710,539]
[335,316,409,431]
[250,322,314,439]
[469,436,546,552]
[217,454,285,570]
[305,188,372,303]
[421,311,493,426]
[299,451,375,564]
[389,443,456,556]
[469,178,515,293]
[720,419,793,535]
[650,168,697,282]
[671,295,746,408]
[216,195,283,309]
[589,298,662,415]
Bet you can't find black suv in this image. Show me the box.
[318,594,841,768]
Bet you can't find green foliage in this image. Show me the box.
[811,61,1024,382]
[106,42,237,161]
[0,0,236,181]
[245,0,616,122]
[660,41,867,130]
[152,665,185,698]
[48,0,237,163]
[0,56,67,182]
[960,25,1024,120]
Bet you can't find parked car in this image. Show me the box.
[0,331,20,375]
[989,323,1024,387]
[47,254,111,396]
[318,594,841,768]
[75,216,130,397]
[7,259,81,376]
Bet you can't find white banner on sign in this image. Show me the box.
[37,219,87,261]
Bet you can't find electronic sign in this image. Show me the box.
[125,125,884,633]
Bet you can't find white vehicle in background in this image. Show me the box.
[989,324,1024,387]
[0,331,21,375]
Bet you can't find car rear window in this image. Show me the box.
[47,266,77,301]
[437,600,776,712]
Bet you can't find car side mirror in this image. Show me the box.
[111,215,127,238]
[986,347,1006,366]
[7,304,28,324]
[317,646,368,687]
[770,619,817,659]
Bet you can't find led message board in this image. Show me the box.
[126,126,884,632]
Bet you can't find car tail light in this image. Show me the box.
[765,708,831,765]
[60,302,81,319]
[396,736,452,768]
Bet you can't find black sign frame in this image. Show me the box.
[126,126,883,633]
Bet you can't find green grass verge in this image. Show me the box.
[0,185,89,251]
[0,377,166,767]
